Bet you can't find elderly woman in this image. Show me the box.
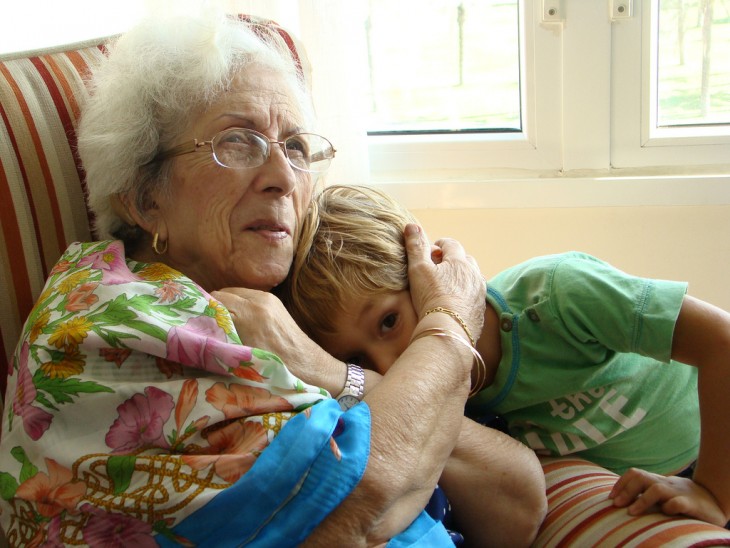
[0,12,545,547]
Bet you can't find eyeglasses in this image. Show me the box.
[151,128,336,173]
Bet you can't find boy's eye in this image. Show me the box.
[381,313,398,333]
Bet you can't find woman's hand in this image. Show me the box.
[211,288,346,393]
[404,223,486,339]
[610,467,728,526]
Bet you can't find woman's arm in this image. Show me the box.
[216,224,487,544]
[610,295,730,526]
[439,418,547,548]
[301,328,475,545]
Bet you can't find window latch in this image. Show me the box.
[610,0,633,20]
[542,0,564,23]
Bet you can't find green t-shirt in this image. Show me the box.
[467,252,698,475]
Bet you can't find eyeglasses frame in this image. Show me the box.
[149,127,336,173]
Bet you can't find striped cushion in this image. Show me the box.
[535,457,730,547]
[0,40,104,402]
[0,16,311,404]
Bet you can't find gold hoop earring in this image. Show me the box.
[152,233,168,255]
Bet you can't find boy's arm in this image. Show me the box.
[439,417,547,547]
[610,295,730,526]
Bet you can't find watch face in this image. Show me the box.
[337,395,360,411]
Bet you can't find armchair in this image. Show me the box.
[2,18,730,548]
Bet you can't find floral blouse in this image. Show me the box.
[0,240,360,546]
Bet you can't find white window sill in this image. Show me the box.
[370,166,730,210]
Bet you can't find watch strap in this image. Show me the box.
[335,363,365,401]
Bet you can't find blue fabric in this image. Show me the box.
[424,485,463,546]
[157,399,370,547]
[158,398,456,547]
[387,511,455,547]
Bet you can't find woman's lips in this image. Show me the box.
[244,222,291,240]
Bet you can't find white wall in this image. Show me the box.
[414,204,730,311]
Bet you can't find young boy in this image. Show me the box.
[280,184,730,527]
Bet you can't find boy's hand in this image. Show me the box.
[609,467,728,526]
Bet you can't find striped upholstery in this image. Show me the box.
[0,16,310,404]
[0,40,104,403]
[2,22,726,548]
[535,457,730,547]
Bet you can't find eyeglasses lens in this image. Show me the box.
[212,129,334,172]
[213,130,267,170]
[285,134,334,172]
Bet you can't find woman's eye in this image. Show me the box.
[285,136,309,158]
[214,130,267,166]
[381,313,398,333]
[220,131,259,147]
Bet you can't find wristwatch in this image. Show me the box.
[335,363,365,411]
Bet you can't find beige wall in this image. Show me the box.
[413,204,730,311]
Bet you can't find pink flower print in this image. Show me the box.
[77,241,140,285]
[13,343,53,440]
[155,280,184,303]
[206,337,261,380]
[15,458,86,518]
[230,363,266,383]
[175,379,198,432]
[166,315,224,372]
[166,315,252,375]
[65,282,99,312]
[105,386,174,453]
[156,357,183,378]
[205,382,293,419]
[35,515,63,548]
[100,347,132,368]
[183,420,268,483]
[172,380,209,449]
[80,504,157,547]
[50,259,72,276]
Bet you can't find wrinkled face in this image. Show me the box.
[152,66,315,291]
[317,290,418,374]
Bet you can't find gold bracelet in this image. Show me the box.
[410,327,487,398]
[423,306,476,347]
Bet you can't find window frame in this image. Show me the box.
[368,0,564,179]
[612,0,730,167]
[370,0,730,211]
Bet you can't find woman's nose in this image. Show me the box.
[253,144,298,195]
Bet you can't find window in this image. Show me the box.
[0,1,147,54]
[4,0,729,204]
[657,0,730,128]
[366,0,564,178]
[364,1,521,135]
[612,0,730,168]
[358,0,730,212]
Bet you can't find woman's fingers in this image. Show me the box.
[404,225,485,338]
[433,237,466,261]
[404,223,432,269]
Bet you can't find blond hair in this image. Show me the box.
[280,185,418,340]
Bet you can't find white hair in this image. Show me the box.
[77,12,313,242]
